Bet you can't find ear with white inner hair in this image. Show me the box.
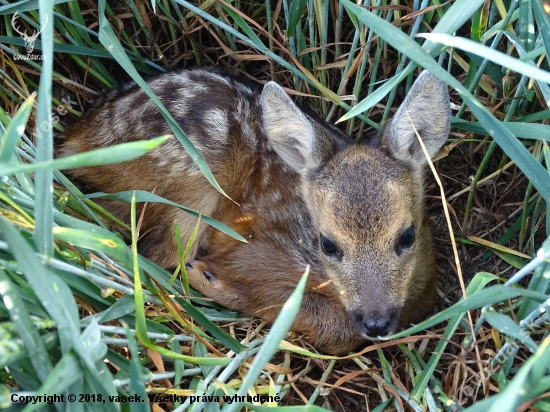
[381,70,451,167]
[260,81,321,174]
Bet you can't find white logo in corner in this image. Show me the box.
[11,11,48,60]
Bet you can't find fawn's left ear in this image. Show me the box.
[261,81,331,174]
[380,70,451,168]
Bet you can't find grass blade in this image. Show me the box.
[96,0,230,200]
[418,33,550,84]
[126,325,149,412]
[0,136,170,176]
[452,119,550,140]
[0,93,35,163]
[389,284,545,339]
[340,0,550,202]
[129,193,233,366]
[20,351,83,412]
[485,336,550,412]
[531,0,550,60]
[409,272,499,400]
[222,269,309,412]
[482,307,538,353]
[0,268,53,381]
[83,190,246,242]
[33,2,54,258]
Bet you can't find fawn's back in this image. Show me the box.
[59,67,451,353]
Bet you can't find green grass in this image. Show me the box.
[0,0,549,411]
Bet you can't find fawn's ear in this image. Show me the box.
[380,70,451,168]
[261,82,326,174]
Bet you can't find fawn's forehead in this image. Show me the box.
[315,145,412,192]
[311,145,414,226]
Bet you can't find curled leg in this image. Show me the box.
[185,260,242,309]
[186,260,362,354]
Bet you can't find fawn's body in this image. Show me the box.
[59,67,451,353]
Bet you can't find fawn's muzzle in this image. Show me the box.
[350,307,401,339]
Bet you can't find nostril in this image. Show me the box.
[364,315,391,338]
[351,308,400,339]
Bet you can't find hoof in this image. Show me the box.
[204,270,216,281]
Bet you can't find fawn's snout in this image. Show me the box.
[351,307,401,338]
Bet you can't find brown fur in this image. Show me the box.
[58,67,450,354]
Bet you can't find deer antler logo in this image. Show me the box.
[11,12,49,55]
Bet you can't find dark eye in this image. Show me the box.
[399,226,415,250]
[320,235,342,260]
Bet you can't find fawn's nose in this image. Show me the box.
[364,314,391,337]
[351,308,400,339]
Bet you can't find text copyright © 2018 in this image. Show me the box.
[10,393,144,405]
[10,393,282,405]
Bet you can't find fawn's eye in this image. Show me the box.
[398,226,415,252]
[320,235,343,260]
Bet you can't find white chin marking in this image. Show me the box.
[362,334,380,341]
[361,334,391,341]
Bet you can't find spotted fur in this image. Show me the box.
[58,67,451,354]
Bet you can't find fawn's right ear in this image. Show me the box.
[261,82,324,174]
[379,70,451,169]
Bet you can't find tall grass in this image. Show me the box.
[0,0,549,411]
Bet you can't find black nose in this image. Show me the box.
[351,308,400,338]
[364,314,391,337]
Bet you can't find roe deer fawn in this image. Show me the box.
[59,68,451,354]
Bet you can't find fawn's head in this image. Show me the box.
[261,71,451,339]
